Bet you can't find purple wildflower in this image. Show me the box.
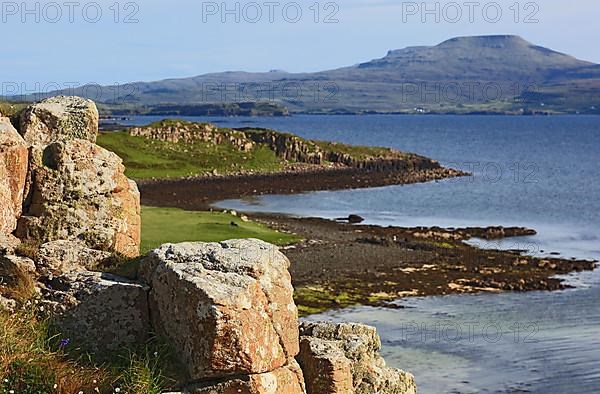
[59,338,71,350]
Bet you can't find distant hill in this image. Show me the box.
[14,35,600,114]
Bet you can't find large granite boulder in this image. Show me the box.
[46,271,149,358]
[16,139,141,257]
[19,96,99,146]
[0,117,28,234]
[298,321,417,394]
[140,239,300,381]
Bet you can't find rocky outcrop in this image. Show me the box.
[0,117,28,234]
[182,361,306,394]
[19,96,99,146]
[36,240,112,276]
[298,321,417,394]
[129,121,254,151]
[140,239,300,382]
[44,271,149,358]
[16,139,141,257]
[129,122,442,174]
[244,130,323,164]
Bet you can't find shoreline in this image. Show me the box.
[138,166,466,211]
[137,169,598,316]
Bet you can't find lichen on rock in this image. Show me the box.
[44,271,149,359]
[16,139,141,257]
[298,321,417,394]
[140,239,300,381]
[19,96,99,146]
[0,117,28,235]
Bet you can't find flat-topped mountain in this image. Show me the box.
[353,35,591,80]
[15,35,600,114]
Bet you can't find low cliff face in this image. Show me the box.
[129,121,254,152]
[127,121,442,174]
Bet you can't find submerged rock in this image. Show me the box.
[140,239,300,381]
[0,117,28,234]
[298,321,417,394]
[16,139,141,257]
[19,96,99,146]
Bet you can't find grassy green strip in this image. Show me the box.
[140,206,300,254]
[97,131,283,179]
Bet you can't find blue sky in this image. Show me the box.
[2,0,599,91]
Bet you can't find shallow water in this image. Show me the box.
[128,115,600,393]
[306,270,600,393]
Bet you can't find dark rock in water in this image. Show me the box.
[335,214,365,224]
[348,214,365,224]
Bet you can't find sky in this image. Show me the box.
[1,0,599,93]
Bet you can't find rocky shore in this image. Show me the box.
[0,96,417,393]
[137,169,598,316]
[138,166,464,212]
[261,216,597,315]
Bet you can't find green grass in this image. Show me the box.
[97,131,283,179]
[314,140,409,160]
[140,206,300,253]
[0,306,176,394]
[0,101,28,118]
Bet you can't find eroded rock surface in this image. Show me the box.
[0,233,21,255]
[298,321,417,394]
[182,361,306,394]
[47,271,149,357]
[140,239,300,381]
[0,255,36,286]
[36,240,112,276]
[19,96,99,146]
[0,117,28,234]
[16,139,141,257]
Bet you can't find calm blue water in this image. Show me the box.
[126,115,600,393]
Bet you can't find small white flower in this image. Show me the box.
[115,388,121,393]
[78,391,83,394]
[54,383,58,389]
[3,378,8,382]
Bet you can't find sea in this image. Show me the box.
[124,114,600,393]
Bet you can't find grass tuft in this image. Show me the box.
[0,306,176,393]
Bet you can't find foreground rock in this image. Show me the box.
[0,117,28,234]
[0,233,21,255]
[140,239,300,381]
[36,240,112,276]
[17,139,141,257]
[182,361,306,394]
[0,254,36,286]
[298,321,416,394]
[45,271,149,358]
[19,96,99,146]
